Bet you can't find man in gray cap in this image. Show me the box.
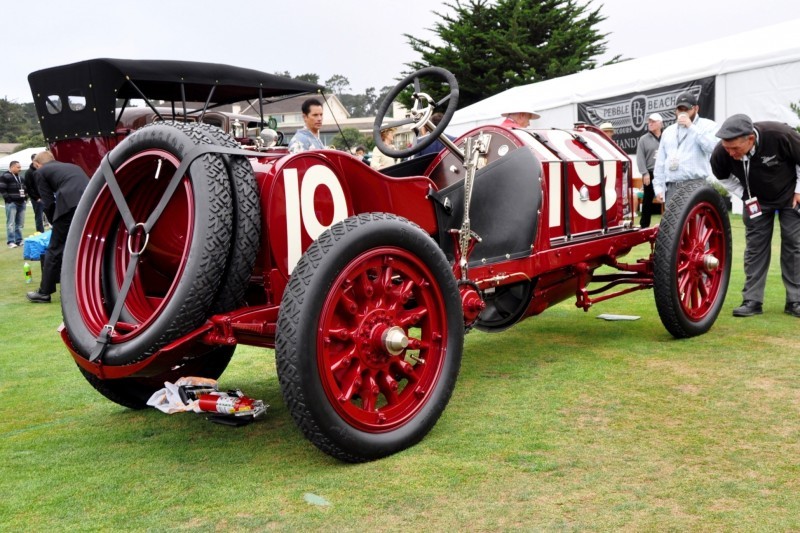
[653,91,718,204]
[710,113,800,318]
[635,113,663,227]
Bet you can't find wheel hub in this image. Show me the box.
[382,326,409,356]
[703,254,719,272]
[356,309,405,367]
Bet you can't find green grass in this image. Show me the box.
[1,209,799,531]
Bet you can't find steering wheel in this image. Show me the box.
[373,67,459,159]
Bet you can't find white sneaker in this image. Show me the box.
[7,243,18,248]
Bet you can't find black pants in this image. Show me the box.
[741,206,800,304]
[639,170,656,228]
[39,208,75,295]
[31,198,46,233]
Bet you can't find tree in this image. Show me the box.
[269,70,396,118]
[0,100,43,144]
[295,73,320,85]
[369,86,395,116]
[339,93,371,117]
[13,132,45,150]
[404,0,615,108]
[325,74,351,95]
[791,101,800,132]
[274,71,320,85]
[330,127,372,151]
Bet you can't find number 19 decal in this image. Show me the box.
[284,165,349,273]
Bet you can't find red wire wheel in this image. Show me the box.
[654,181,732,338]
[86,149,193,337]
[61,122,234,369]
[276,213,464,462]
[317,247,447,431]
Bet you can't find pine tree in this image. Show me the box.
[405,0,615,108]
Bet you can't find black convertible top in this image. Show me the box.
[28,58,323,141]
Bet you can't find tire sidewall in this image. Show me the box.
[278,214,464,460]
[654,182,732,337]
[62,122,232,364]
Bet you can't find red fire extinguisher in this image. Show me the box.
[197,390,266,417]
[179,386,267,425]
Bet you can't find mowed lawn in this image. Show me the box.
[1,208,798,531]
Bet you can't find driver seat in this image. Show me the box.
[429,147,543,266]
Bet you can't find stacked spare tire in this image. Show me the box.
[61,122,260,408]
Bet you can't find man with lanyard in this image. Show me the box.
[653,91,718,204]
[635,113,663,227]
[0,160,27,248]
[288,98,325,153]
[711,114,800,318]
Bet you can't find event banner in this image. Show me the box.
[577,76,715,156]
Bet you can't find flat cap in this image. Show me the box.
[674,91,698,108]
[599,121,614,131]
[716,113,754,140]
[648,113,663,122]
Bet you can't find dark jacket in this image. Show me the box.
[710,121,800,208]
[34,161,89,222]
[0,170,26,204]
[24,167,41,201]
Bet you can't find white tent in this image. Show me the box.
[448,18,800,135]
[0,147,47,172]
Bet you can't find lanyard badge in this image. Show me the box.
[745,197,762,219]
[741,155,761,218]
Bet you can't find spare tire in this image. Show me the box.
[191,122,261,312]
[61,122,234,367]
[77,345,237,409]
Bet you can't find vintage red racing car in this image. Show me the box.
[28,59,732,461]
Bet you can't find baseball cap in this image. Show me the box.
[674,92,698,108]
[715,113,754,140]
[648,113,663,122]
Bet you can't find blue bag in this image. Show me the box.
[23,230,51,260]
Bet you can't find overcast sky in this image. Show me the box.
[2,0,799,104]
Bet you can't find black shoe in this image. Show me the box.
[26,291,51,303]
[732,300,762,317]
[785,302,800,318]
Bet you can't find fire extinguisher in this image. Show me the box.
[179,386,267,425]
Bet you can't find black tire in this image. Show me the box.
[61,122,233,367]
[474,281,534,333]
[275,213,464,462]
[654,181,732,338]
[191,122,261,313]
[78,345,236,409]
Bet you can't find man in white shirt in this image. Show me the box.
[653,91,718,204]
[288,98,325,153]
